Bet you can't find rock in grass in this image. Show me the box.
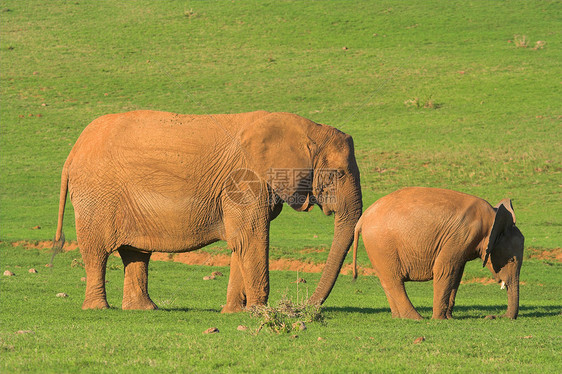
[413,336,425,344]
[28,268,38,274]
[80,277,87,282]
[16,330,34,334]
[484,315,497,320]
[237,325,248,331]
[203,327,219,334]
[3,270,15,276]
[203,275,215,281]
[56,292,68,298]
[211,271,223,277]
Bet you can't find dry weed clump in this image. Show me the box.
[513,34,530,48]
[404,97,442,110]
[511,35,546,50]
[249,296,325,334]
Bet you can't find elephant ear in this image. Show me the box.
[239,113,317,211]
[495,198,516,224]
[483,203,515,269]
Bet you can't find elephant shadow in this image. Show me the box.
[447,304,561,319]
[325,304,561,319]
[157,307,221,313]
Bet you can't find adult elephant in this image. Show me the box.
[54,110,362,312]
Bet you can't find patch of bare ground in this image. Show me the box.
[8,240,79,251]
[461,277,498,285]
[527,247,562,262]
[17,241,560,276]
[461,277,527,286]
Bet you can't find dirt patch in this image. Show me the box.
[527,247,562,262]
[461,277,527,286]
[152,253,377,276]
[10,240,79,252]
[151,252,231,267]
[19,241,555,278]
[299,247,327,254]
[461,277,498,285]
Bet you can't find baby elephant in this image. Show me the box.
[353,187,524,320]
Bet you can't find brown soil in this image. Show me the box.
[461,277,498,285]
[527,247,562,262]
[8,241,559,276]
[7,240,377,275]
[461,277,527,286]
[10,240,80,251]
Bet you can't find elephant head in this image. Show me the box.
[483,199,524,319]
[240,112,362,305]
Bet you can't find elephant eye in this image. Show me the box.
[336,170,345,178]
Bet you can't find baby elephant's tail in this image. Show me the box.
[352,215,363,281]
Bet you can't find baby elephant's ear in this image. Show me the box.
[495,198,516,224]
[483,204,515,268]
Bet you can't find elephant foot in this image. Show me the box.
[122,297,158,310]
[402,309,423,320]
[82,298,110,310]
[221,303,245,314]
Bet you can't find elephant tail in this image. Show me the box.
[352,215,363,281]
[51,160,69,265]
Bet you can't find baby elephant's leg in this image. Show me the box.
[446,266,465,319]
[432,260,465,319]
[380,278,422,320]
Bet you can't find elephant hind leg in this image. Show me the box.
[119,246,158,310]
[380,279,422,320]
[381,287,400,318]
[81,244,110,310]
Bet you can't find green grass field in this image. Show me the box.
[1,0,561,372]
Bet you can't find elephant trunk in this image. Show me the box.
[504,276,520,319]
[308,201,362,305]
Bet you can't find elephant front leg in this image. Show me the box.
[432,263,464,319]
[119,246,158,310]
[445,266,464,319]
[227,233,270,310]
[221,252,247,313]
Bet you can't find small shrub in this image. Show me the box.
[184,9,198,19]
[404,96,442,110]
[513,34,529,48]
[249,296,325,334]
[512,35,545,50]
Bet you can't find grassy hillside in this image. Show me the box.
[1,0,560,251]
